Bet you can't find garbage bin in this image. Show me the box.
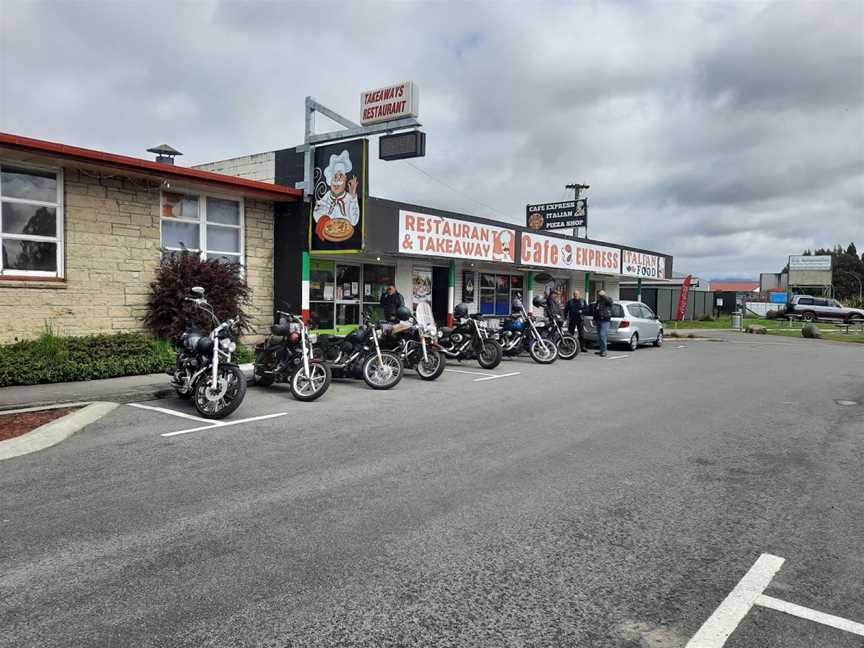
[731,311,742,330]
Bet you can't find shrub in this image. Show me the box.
[0,331,175,387]
[765,309,780,320]
[698,314,716,322]
[144,250,252,339]
[801,323,822,339]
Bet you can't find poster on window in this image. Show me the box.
[412,267,433,309]
[462,271,475,303]
[310,139,367,253]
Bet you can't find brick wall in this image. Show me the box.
[194,152,275,183]
[0,166,274,343]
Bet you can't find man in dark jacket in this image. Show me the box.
[592,289,614,357]
[380,284,405,321]
[564,289,587,352]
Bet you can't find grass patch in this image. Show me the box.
[765,329,864,344]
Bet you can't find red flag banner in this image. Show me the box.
[675,274,693,321]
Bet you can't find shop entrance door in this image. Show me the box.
[432,266,449,325]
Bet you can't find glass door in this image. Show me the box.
[335,263,361,334]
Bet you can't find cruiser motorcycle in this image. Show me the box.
[379,303,447,381]
[312,311,403,390]
[536,299,579,360]
[171,286,247,419]
[252,310,331,401]
[494,297,559,364]
[438,303,503,370]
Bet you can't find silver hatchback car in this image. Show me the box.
[583,300,664,351]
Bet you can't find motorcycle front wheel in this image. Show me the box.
[192,365,247,419]
[415,348,446,380]
[362,352,403,390]
[290,361,331,402]
[556,335,579,360]
[529,339,558,364]
[477,339,503,369]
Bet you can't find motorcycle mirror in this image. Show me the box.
[191,286,205,297]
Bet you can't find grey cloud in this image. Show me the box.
[0,0,861,281]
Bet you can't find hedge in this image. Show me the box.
[0,331,254,387]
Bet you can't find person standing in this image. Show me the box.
[593,289,614,357]
[565,289,588,352]
[380,284,405,322]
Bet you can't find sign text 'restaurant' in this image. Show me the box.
[361,82,419,125]
[398,210,516,263]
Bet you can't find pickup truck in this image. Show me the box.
[786,295,864,322]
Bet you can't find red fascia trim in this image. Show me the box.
[0,132,303,201]
[0,275,65,282]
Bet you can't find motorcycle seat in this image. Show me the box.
[270,323,291,336]
[316,334,344,345]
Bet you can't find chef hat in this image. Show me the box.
[324,150,353,184]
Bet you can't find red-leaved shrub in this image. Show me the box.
[144,251,253,338]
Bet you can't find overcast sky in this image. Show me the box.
[1,0,861,279]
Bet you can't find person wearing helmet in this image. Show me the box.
[454,303,469,320]
[380,284,405,322]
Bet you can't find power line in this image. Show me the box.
[402,160,513,222]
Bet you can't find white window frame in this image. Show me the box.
[0,161,64,278]
[159,188,245,268]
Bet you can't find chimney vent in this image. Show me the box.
[147,144,182,165]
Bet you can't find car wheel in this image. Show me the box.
[628,333,639,351]
[801,311,816,322]
[653,331,663,347]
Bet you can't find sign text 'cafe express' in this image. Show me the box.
[520,232,620,274]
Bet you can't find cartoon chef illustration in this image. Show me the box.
[313,150,360,242]
[492,230,514,262]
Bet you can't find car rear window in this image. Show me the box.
[612,304,625,318]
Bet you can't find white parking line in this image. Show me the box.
[686,553,785,648]
[605,355,629,360]
[128,402,208,422]
[687,553,864,646]
[161,412,288,437]
[755,595,864,637]
[444,368,496,378]
[473,371,521,382]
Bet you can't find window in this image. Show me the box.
[641,305,656,320]
[611,304,625,318]
[363,263,396,323]
[161,192,243,265]
[627,304,643,318]
[797,297,813,305]
[0,163,63,277]
[479,273,524,315]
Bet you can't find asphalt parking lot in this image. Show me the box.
[1,333,863,647]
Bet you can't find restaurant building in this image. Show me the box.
[201,143,673,333]
[0,132,302,343]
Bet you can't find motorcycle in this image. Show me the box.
[251,309,331,401]
[379,303,447,381]
[313,311,404,389]
[493,297,559,364]
[171,286,247,419]
[536,299,580,360]
[438,303,503,370]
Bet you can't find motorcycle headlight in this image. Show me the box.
[220,338,236,352]
[308,333,318,344]
[479,320,488,328]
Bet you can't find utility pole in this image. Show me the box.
[565,182,589,239]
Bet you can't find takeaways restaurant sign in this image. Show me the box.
[520,232,620,274]
[361,82,419,126]
[398,210,516,263]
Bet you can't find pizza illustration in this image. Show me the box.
[322,218,355,242]
[528,212,544,229]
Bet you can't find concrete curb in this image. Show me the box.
[0,401,118,461]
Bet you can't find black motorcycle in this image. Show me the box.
[171,287,247,419]
[252,310,331,401]
[536,300,579,360]
[379,305,447,381]
[313,311,403,389]
[493,297,558,364]
[438,303,502,369]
